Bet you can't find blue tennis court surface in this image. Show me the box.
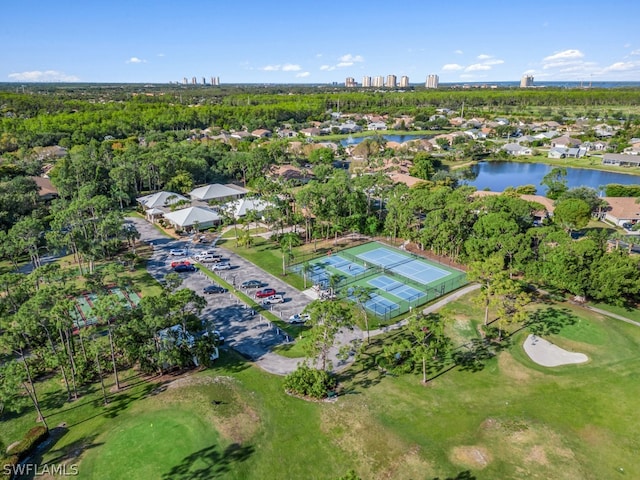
[358,247,450,285]
[363,294,399,316]
[368,275,425,301]
[322,255,366,276]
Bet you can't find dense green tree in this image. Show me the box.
[553,198,592,233]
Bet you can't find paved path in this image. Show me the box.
[129,217,481,375]
[584,306,640,328]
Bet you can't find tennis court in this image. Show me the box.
[368,275,425,302]
[358,247,450,285]
[71,287,142,329]
[290,241,467,321]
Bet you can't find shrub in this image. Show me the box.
[284,365,337,399]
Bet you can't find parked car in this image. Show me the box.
[287,313,310,324]
[174,264,196,272]
[203,285,227,294]
[241,280,264,289]
[195,251,220,259]
[170,260,191,268]
[195,254,222,263]
[256,288,276,298]
[211,262,231,271]
[169,248,187,256]
[262,294,285,305]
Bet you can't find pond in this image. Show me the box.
[465,161,640,194]
[340,134,427,146]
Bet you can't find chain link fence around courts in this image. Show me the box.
[288,239,468,321]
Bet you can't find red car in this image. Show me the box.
[171,260,191,268]
[256,288,276,298]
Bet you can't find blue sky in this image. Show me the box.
[3,0,640,84]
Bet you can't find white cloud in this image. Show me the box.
[282,64,301,72]
[126,57,146,64]
[296,71,310,78]
[465,64,491,72]
[321,53,364,71]
[339,54,364,63]
[442,63,464,71]
[7,70,79,82]
[477,54,492,60]
[602,61,638,72]
[262,65,281,71]
[483,59,504,66]
[543,49,584,62]
[631,49,640,56]
[157,53,165,57]
[454,49,463,55]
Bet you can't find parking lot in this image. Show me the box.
[127,217,313,371]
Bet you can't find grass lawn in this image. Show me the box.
[221,226,268,239]
[4,291,640,479]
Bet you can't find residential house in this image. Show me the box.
[230,130,252,140]
[300,127,321,137]
[30,176,59,201]
[548,147,568,159]
[602,153,640,167]
[582,140,608,151]
[602,197,640,228]
[502,143,532,156]
[367,121,387,131]
[551,136,581,148]
[566,147,588,158]
[533,131,560,141]
[251,128,272,138]
[277,128,297,138]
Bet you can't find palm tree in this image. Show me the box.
[352,286,374,343]
[301,261,314,289]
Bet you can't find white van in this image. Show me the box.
[195,252,222,262]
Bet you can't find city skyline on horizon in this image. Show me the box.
[2,0,640,85]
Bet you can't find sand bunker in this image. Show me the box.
[523,334,588,367]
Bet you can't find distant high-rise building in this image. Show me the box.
[345,77,357,88]
[202,77,207,85]
[373,75,384,88]
[520,75,534,88]
[182,77,188,85]
[399,76,409,88]
[362,76,371,87]
[426,74,439,89]
[191,77,197,85]
[385,75,397,88]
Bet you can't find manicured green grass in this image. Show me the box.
[4,293,640,479]
[221,226,268,239]
[81,409,221,479]
[217,237,306,291]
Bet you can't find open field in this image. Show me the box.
[4,290,640,479]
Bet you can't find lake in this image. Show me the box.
[465,161,640,194]
[340,134,426,146]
